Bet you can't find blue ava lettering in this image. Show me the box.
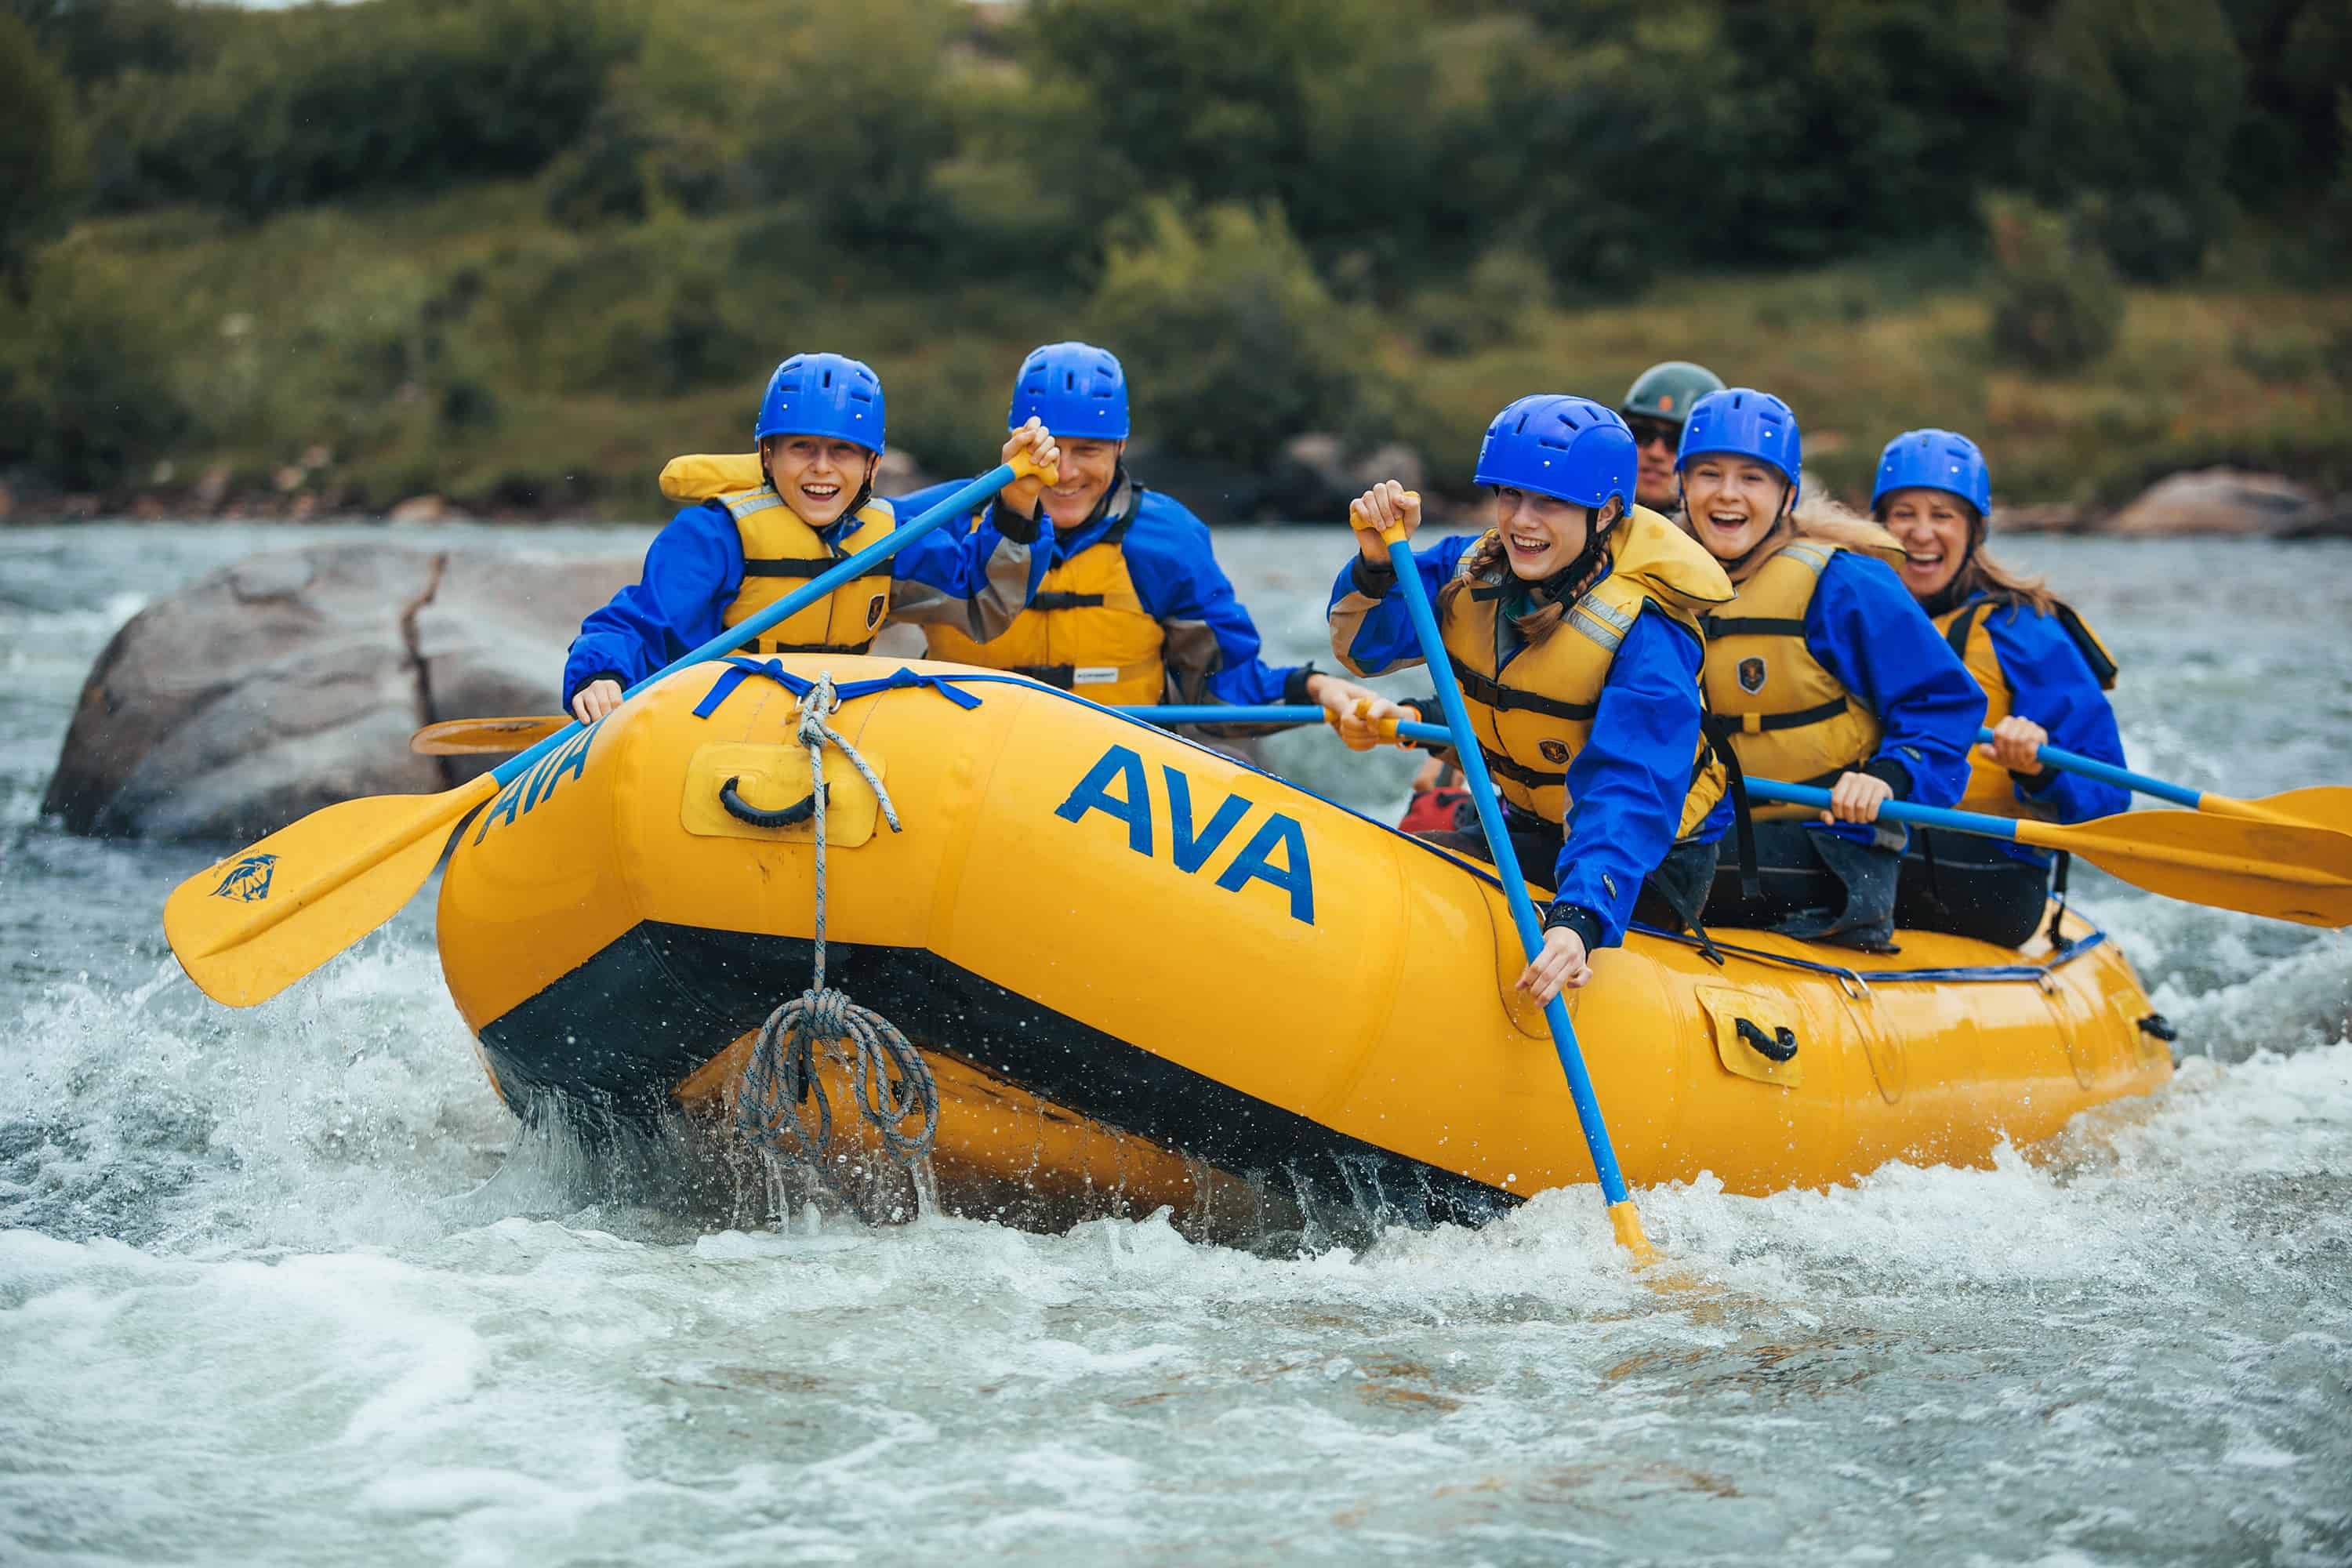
[1053,745,1315,924]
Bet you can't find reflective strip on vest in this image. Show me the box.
[718,488,898,655]
[1438,534,1725,836]
[1699,541,1883,821]
[924,514,1167,706]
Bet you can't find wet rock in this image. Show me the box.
[2107,469,2343,537]
[387,494,451,524]
[43,542,635,840]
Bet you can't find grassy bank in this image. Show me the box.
[13,190,2345,521]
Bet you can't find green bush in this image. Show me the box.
[1984,196,2124,372]
[88,0,635,217]
[1089,201,1396,468]
[2024,0,2243,278]
[1409,247,1552,356]
[739,0,962,259]
[0,13,85,292]
[0,259,195,488]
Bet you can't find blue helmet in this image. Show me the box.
[1472,394,1638,514]
[756,353,885,452]
[1675,387,1801,490]
[1008,341,1129,439]
[1872,428,1991,518]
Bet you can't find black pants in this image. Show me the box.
[1892,828,2054,948]
[1414,808,1719,934]
[1700,818,1903,952]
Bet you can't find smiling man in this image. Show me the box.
[562,353,1055,724]
[906,342,1377,731]
[1619,361,1725,517]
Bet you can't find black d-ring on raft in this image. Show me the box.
[719,776,826,829]
[1736,1018,1800,1062]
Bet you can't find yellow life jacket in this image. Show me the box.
[923,499,1165,705]
[1699,538,1896,820]
[659,453,896,655]
[1439,506,1733,835]
[1934,593,2120,818]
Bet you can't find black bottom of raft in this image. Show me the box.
[478,920,1515,1229]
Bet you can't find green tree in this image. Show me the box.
[1089,201,1398,468]
[2024,0,2247,280]
[0,13,85,295]
[0,260,194,488]
[740,0,963,260]
[1984,194,2125,372]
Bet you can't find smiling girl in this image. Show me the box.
[1673,389,1984,952]
[563,353,1054,723]
[1873,428,2127,946]
[1330,396,1736,1001]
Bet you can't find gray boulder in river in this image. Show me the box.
[42,542,636,841]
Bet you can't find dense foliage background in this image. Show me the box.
[1,0,2347,514]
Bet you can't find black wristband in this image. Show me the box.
[989,499,1043,545]
[1860,757,1913,800]
[1350,555,1397,596]
[1281,665,1321,705]
[1543,902,1606,953]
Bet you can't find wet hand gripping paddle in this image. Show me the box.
[1346,493,1657,1263]
[1980,726,2352,836]
[166,452,1058,1007]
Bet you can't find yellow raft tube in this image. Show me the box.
[437,653,2175,1231]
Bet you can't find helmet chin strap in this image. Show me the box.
[1541,496,1622,596]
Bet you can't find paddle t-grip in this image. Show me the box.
[1007,446,1061,488]
[1348,488,1423,546]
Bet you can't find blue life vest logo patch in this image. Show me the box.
[210,852,278,902]
[1737,656,1767,694]
[1537,739,1571,764]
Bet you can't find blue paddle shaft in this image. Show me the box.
[1742,779,2027,840]
[488,461,1022,788]
[1378,535,1637,1210]
[1979,724,2200,810]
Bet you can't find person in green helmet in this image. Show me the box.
[1620,361,1726,516]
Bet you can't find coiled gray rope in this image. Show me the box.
[735,673,939,1168]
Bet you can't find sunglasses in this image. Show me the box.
[1628,419,1681,451]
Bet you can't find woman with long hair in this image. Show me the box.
[1873,429,2128,946]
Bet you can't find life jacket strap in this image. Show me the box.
[1012,659,1162,691]
[1737,695,1849,735]
[1456,663,1600,723]
[742,556,895,580]
[1700,614,1810,640]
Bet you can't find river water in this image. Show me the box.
[2,522,2347,1566]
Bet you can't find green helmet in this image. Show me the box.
[1621,361,1726,425]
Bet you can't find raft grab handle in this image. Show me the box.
[720,776,826,829]
[1734,1018,1800,1062]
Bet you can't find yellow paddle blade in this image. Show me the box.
[2200,786,2352,837]
[2016,808,2352,927]
[410,715,568,755]
[163,779,497,1007]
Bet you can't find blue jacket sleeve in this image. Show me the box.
[1550,613,1707,949]
[1123,496,1317,706]
[1984,605,2130,823]
[561,502,741,706]
[1324,534,1476,677]
[1803,552,1985,809]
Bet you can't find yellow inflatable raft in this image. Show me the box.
[436,653,2174,1232]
